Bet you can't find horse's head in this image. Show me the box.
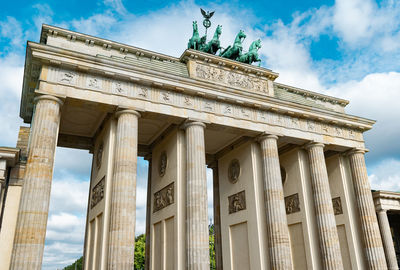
[192,21,198,31]
[216,25,222,36]
[234,30,246,44]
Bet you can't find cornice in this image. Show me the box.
[373,190,400,200]
[41,24,179,63]
[179,49,279,81]
[274,82,349,107]
[21,41,375,132]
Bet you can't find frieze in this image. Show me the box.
[44,67,364,143]
[153,182,174,212]
[285,193,300,214]
[228,190,246,214]
[332,197,343,215]
[192,62,269,94]
[91,177,105,209]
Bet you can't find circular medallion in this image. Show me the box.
[96,142,104,169]
[203,19,211,28]
[159,151,167,177]
[228,159,240,183]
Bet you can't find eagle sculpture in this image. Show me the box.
[200,8,215,19]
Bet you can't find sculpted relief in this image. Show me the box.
[193,62,269,94]
[153,182,174,213]
[228,190,246,214]
[91,177,105,209]
[46,67,363,144]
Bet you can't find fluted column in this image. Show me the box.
[184,121,210,270]
[349,149,388,269]
[259,135,293,270]
[305,142,344,270]
[107,109,140,270]
[377,209,398,270]
[10,95,63,270]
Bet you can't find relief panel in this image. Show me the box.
[153,182,174,213]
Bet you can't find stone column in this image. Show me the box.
[10,95,63,270]
[305,142,344,270]
[210,161,223,270]
[184,121,210,270]
[107,109,140,270]
[259,135,293,270]
[377,209,398,270]
[348,149,388,269]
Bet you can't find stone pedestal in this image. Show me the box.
[10,95,63,270]
[305,142,344,270]
[107,109,140,270]
[259,135,293,270]
[377,209,398,270]
[349,149,387,269]
[184,121,210,270]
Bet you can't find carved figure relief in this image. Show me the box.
[307,120,315,131]
[162,92,171,103]
[112,81,125,94]
[87,77,101,89]
[228,159,240,183]
[203,100,214,111]
[332,197,343,215]
[153,182,174,212]
[184,96,193,106]
[194,62,268,93]
[91,177,105,209]
[59,71,77,84]
[138,87,149,98]
[228,190,246,214]
[159,151,167,177]
[285,193,300,214]
[223,105,232,114]
[96,142,104,169]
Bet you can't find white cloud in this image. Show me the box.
[327,72,400,163]
[369,159,400,191]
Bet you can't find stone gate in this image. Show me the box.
[0,24,393,270]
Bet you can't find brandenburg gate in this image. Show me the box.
[1,23,393,269]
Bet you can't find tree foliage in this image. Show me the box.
[64,225,216,269]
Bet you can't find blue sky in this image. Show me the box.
[1,0,400,269]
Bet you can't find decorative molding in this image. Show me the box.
[228,159,240,184]
[285,193,300,214]
[332,197,343,215]
[42,66,366,143]
[193,62,269,94]
[153,182,174,212]
[228,190,246,214]
[90,177,105,209]
[158,151,167,177]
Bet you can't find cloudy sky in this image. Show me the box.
[1,0,400,268]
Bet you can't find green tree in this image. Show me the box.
[63,256,83,270]
[209,223,216,270]
[134,234,146,270]
[64,226,217,270]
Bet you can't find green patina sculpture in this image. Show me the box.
[237,39,262,66]
[200,25,222,55]
[220,30,246,60]
[188,21,201,50]
[187,9,263,66]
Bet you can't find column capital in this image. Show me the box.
[377,208,388,214]
[34,95,64,106]
[304,141,325,150]
[182,120,206,129]
[257,133,279,142]
[347,148,369,156]
[115,109,141,118]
